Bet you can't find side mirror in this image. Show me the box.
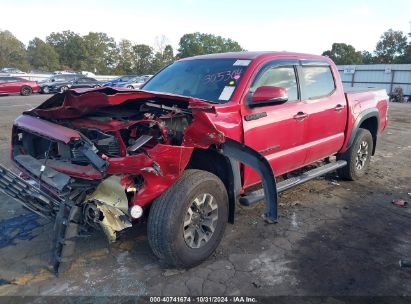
[251,86,288,106]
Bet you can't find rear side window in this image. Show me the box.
[301,66,335,99]
[4,77,18,82]
[54,76,66,81]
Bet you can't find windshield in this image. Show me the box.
[142,58,250,103]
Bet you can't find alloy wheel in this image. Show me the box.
[355,141,369,170]
[183,193,218,249]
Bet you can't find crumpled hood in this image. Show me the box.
[28,87,216,120]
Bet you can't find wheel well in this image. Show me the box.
[186,148,237,224]
[359,116,378,155]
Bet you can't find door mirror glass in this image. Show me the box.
[251,86,288,106]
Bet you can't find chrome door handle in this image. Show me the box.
[335,104,344,112]
[293,111,308,121]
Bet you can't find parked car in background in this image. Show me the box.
[29,70,52,75]
[141,74,153,82]
[46,77,104,93]
[53,70,77,75]
[81,71,96,77]
[38,74,79,93]
[0,76,39,96]
[116,76,146,89]
[0,68,25,74]
[103,75,138,87]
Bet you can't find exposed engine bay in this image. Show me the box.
[14,100,191,165]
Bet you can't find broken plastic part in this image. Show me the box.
[127,135,153,152]
[86,176,129,213]
[95,203,132,242]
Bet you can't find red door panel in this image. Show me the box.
[8,81,21,94]
[303,97,347,163]
[298,64,347,165]
[242,101,307,188]
[240,61,308,189]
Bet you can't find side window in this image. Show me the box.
[252,66,298,101]
[301,66,335,99]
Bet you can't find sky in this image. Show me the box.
[1,0,410,55]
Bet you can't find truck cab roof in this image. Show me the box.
[180,51,331,62]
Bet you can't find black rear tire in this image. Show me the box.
[337,128,373,181]
[147,169,228,268]
[60,86,69,93]
[20,86,32,96]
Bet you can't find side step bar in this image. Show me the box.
[239,160,347,206]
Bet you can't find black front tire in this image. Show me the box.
[20,86,32,96]
[42,86,49,94]
[147,169,228,268]
[337,128,373,181]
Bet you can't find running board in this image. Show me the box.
[239,160,347,206]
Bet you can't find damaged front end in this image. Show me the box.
[2,88,225,272]
[1,88,280,273]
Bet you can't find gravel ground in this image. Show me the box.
[0,94,410,298]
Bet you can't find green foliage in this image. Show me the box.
[46,30,88,70]
[82,32,117,74]
[133,44,154,74]
[0,30,29,71]
[177,32,244,58]
[374,29,408,63]
[114,39,135,74]
[403,45,411,64]
[361,51,375,64]
[27,38,60,71]
[3,27,407,76]
[151,45,175,74]
[322,43,363,65]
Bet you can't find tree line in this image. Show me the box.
[1,27,410,75]
[0,31,243,75]
[322,28,411,65]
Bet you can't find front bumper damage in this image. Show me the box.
[0,164,79,273]
[0,163,134,273]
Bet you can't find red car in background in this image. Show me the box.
[0,76,40,96]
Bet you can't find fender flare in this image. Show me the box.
[221,138,278,223]
[347,108,379,153]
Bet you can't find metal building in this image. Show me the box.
[337,64,411,96]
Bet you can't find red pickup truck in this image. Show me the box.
[0,52,388,272]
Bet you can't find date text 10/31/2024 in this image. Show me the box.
[149,296,258,303]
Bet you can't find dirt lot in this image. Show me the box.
[0,95,410,297]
